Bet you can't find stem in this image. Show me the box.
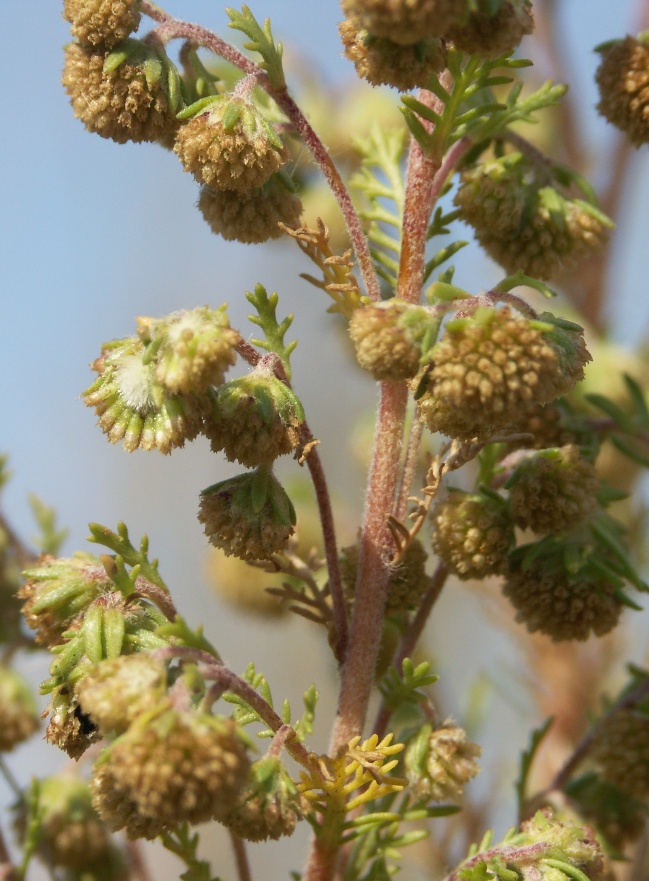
[230,832,253,881]
[394,413,424,524]
[141,3,380,302]
[373,562,448,741]
[301,427,348,662]
[126,840,155,881]
[442,842,551,881]
[271,89,380,301]
[397,75,454,305]
[0,758,21,801]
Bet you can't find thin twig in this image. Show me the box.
[126,840,156,881]
[230,832,252,881]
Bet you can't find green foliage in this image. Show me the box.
[515,717,554,817]
[586,374,649,468]
[161,825,223,881]
[402,52,565,162]
[246,284,297,380]
[28,495,68,556]
[223,661,277,736]
[378,659,439,723]
[87,522,168,591]
[293,683,318,741]
[227,5,285,89]
[351,126,407,291]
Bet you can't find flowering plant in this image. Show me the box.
[2,2,649,881]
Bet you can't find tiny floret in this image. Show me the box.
[63,0,142,50]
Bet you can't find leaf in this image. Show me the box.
[226,5,285,88]
[515,717,553,816]
[87,522,168,591]
[29,495,68,555]
[246,284,297,379]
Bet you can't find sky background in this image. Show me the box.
[2,2,649,879]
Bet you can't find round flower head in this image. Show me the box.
[84,336,206,453]
[339,19,446,91]
[225,756,306,841]
[204,367,304,468]
[454,153,613,281]
[63,0,142,50]
[175,92,288,192]
[590,707,649,801]
[340,538,431,615]
[93,709,250,829]
[520,810,605,881]
[447,0,534,59]
[503,550,623,642]
[138,306,239,396]
[0,665,39,752]
[431,489,514,579]
[341,0,463,45]
[17,775,111,870]
[405,722,481,803]
[90,761,167,840]
[62,40,180,144]
[415,308,590,441]
[349,299,437,381]
[198,174,303,243]
[507,445,599,534]
[19,553,112,647]
[76,654,169,736]
[199,468,296,561]
[596,35,649,146]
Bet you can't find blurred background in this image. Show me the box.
[1,1,649,879]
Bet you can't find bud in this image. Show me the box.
[454,153,613,281]
[590,707,649,801]
[19,553,111,647]
[17,775,111,870]
[62,40,180,144]
[447,0,534,59]
[339,19,446,91]
[140,306,239,396]
[84,337,206,453]
[519,810,606,881]
[503,543,623,642]
[76,654,169,736]
[340,0,463,45]
[349,300,437,381]
[431,489,514,579]
[225,756,306,841]
[63,0,142,50]
[415,308,590,441]
[507,445,599,534]
[203,367,304,468]
[0,665,39,751]
[199,468,296,561]
[340,538,431,615]
[404,722,481,803]
[175,93,288,192]
[596,34,649,147]
[92,710,251,830]
[197,174,303,243]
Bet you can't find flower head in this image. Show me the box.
[596,35,649,146]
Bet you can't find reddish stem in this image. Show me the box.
[230,832,253,881]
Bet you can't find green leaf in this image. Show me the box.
[226,5,285,89]
[515,717,553,816]
[29,495,68,555]
[87,522,168,591]
[246,284,297,380]
[294,684,318,741]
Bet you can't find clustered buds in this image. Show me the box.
[454,153,613,280]
[519,810,606,881]
[0,665,39,752]
[139,307,239,396]
[503,540,624,641]
[349,299,437,381]
[63,0,142,49]
[204,365,304,468]
[340,538,431,615]
[197,174,303,243]
[415,308,590,441]
[175,93,288,192]
[91,709,251,833]
[596,34,649,146]
[405,722,481,803]
[507,445,599,533]
[339,20,446,91]
[225,756,306,841]
[590,707,649,801]
[62,40,180,144]
[431,489,514,579]
[340,0,534,90]
[199,468,296,561]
